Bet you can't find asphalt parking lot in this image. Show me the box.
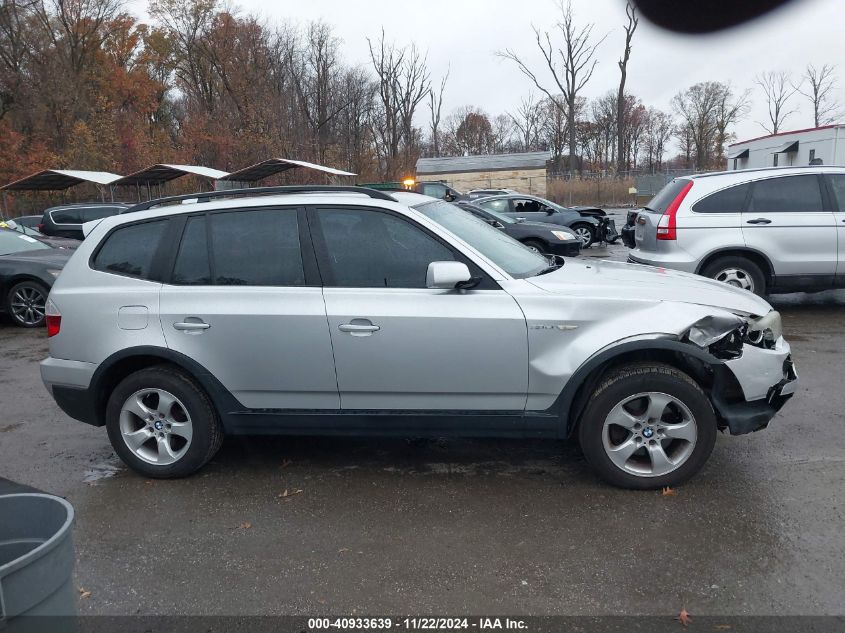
[1,240,844,617]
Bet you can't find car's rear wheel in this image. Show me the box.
[701,256,766,296]
[6,280,48,328]
[522,239,547,254]
[105,366,223,478]
[577,363,717,489]
[571,223,595,248]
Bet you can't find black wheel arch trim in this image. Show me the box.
[86,346,243,428]
[539,338,723,438]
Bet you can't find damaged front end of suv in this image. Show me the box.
[683,310,798,435]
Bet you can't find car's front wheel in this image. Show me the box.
[570,223,595,248]
[6,280,49,327]
[105,366,223,478]
[578,363,717,489]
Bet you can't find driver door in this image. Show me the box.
[309,205,528,412]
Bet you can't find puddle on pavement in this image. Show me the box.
[83,460,124,484]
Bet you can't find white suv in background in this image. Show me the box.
[629,166,845,295]
[41,186,797,489]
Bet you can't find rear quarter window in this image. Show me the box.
[50,208,84,224]
[644,179,692,214]
[92,220,169,280]
[692,183,750,213]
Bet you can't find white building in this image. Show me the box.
[726,124,845,170]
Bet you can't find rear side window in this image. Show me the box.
[692,183,750,214]
[172,216,211,285]
[50,208,84,224]
[93,220,168,279]
[826,174,845,211]
[644,179,692,214]
[479,199,510,213]
[748,175,823,213]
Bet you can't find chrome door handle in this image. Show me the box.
[338,323,380,334]
[173,321,210,331]
[746,218,772,225]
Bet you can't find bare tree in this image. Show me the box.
[499,0,606,172]
[616,1,638,175]
[642,107,674,171]
[508,93,543,152]
[795,63,841,127]
[673,81,743,169]
[756,71,798,134]
[714,83,750,159]
[427,67,449,157]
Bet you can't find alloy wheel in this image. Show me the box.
[10,285,46,326]
[119,388,193,466]
[573,226,592,246]
[714,267,755,293]
[602,392,697,477]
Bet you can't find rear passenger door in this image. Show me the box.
[742,175,837,280]
[825,174,845,285]
[159,207,339,410]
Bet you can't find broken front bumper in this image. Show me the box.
[713,337,798,435]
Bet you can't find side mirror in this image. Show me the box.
[426,261,474,290]
[492,221,505,229]
[545,209,555,215]
[444,192,456,202]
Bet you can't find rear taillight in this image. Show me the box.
[37,223,45,232]
[46,298,61,337]
[656,181,694,241]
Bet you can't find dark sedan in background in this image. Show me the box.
[474,194,610,247]
[0,229,72,327]
[454,201,581,257]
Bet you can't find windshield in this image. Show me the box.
[0,230,52,256]
[414,200,547,278]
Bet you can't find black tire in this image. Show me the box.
[701,255,766,296]
[6,280,49,328]
[522,239,547,254]
[105,365,224,479]
[577,363,717,490]
[570,223,595,248]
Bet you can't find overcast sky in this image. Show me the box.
[130,0,845,148]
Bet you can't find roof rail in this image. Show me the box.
[124,185,397,213]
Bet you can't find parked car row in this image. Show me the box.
[39,185,796,489]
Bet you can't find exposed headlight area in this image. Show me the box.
[745,311,782,350]
[550,230,573,241]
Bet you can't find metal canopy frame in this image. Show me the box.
[219,158,356,185]
[0,169,124,217]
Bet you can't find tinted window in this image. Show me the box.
[421,183,447,197]
[315,208,455,288]
[50,208,84,224]
[83,206,122,221]
[479,199,510,213]
[748,175,823,213]
[692,183,750,214]
[644,179,692,214]
[209,209,304,286]
[827,175,845,211]
[172,216,211,285]
[93,220,168,279]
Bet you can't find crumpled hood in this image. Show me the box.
[527,258,772,316]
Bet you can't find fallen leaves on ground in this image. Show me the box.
[676,607,692,627]
[338,548,350,554]
[662,487,678,496]
[714,625,732,630]
[78,588,92,599]
[280,459,292,469]
[235,522,252,530]
[277,488,304,499]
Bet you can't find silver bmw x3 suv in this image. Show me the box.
[629,166,845,295]
[41,186,797,489]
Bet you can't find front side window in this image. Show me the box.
[315,208,455,288]
[172,216,211,285]
[692,183,750,214]
[748,175,823,213]
[479,199,510,213]
[93,220,168,279]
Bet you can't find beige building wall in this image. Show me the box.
[423,168,547,196]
